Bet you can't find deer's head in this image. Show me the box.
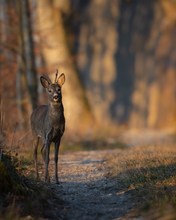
[40,71,65,104]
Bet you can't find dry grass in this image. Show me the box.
[0,149,63,220]
[107,144,176,218]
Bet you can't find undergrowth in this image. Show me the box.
[0,152,30,195]
[0,149,62,220]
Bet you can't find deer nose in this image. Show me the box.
[53,94,58,98]
[53,93,59,101]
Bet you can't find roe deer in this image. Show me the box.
[31,71,65,183]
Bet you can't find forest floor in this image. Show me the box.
[35,130,176,220]
[1,130,176,219]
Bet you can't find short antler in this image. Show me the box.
[55,69,59,83]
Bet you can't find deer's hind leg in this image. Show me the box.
[54,139,61,184]
[41,143,46,162]
[33,136,40,179]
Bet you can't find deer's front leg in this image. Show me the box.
[33,136,40,179]
[54,139,60,184]
[44,135,51,182]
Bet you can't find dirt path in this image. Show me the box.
[46,150,135,220]
[38,132,176,219]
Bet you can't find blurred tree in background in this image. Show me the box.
[70,0,176,130]
[0,0,176,138]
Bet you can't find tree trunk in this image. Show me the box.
[16,0,31,129]
[20,0,38,110]
[36,0,93,134]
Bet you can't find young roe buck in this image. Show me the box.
[31,71,65,183]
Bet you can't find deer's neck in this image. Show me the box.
[49,102,64,122]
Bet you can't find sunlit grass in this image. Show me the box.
[107,144,176,217]
[61,138,127,152]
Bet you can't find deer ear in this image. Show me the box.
[40,76,51,88]
[57,73,65,87]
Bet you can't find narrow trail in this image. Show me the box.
[39,132,175,219]
[47,150,135,220]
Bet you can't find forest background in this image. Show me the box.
[0,0,176,146]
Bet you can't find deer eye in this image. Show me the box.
[48,89,52,93]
